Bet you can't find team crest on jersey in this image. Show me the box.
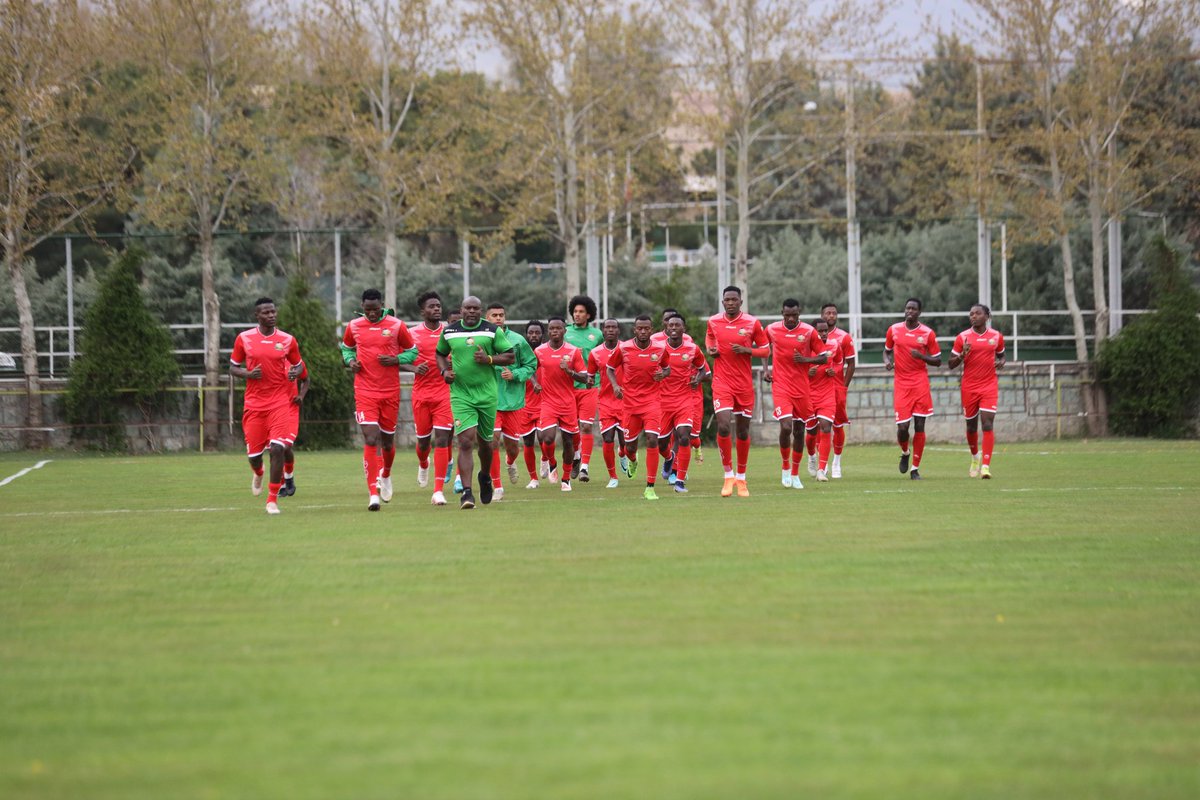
[737,328,748,336]
[588,333,596,341]
[681,353,691,361]
[466,337,475,346]
[274,343,284,350]
[916,336,926,344]
[650,354,659,361]
[382,329,392,337]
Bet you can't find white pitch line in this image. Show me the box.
[0,459,51,488]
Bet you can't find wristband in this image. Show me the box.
[488,355,494,365]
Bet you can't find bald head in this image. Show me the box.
[461,296,483,326]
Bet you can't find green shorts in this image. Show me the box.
[450,397,496,440]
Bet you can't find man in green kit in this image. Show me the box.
[435,296,516,509]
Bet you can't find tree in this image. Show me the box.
[64,248,180,450]
[106,0,276,445]
[277,274,353,448]
[1,1,128,446]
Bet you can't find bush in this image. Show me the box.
[64,248,180,450]
[1097,237,1200,438]
[278,274,354,448]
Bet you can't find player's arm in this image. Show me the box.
[435,333,454,382]
[487,327,516,367]
[228,337,260,380]
[293,366,310,405]
[606,349,624,398]
[397,345,419,368]
[795,329,828,364]
[507,338,537,382]
[995,332,1007,370]
[914,333,943,367]
[948,333,967,370]
[749,321,770,357]
[841,334,857,385]
[340,326,361,372]
[705,320,719,358]
[883,326,895,371]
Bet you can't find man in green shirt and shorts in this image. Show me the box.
[564,294,601,481]
[435,296,516,509]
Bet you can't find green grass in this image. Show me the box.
[1,440,1198,799]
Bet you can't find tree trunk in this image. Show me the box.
[1087,145,1109,350]
[4,250,45,448]
[199,228,221,446]
[384,227,398,311]
[564,105,581,298]
[734,129,751,296]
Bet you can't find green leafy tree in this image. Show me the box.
[64,248,180,450]
[277,275,353,448]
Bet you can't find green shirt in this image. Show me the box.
[495,328,538,412]
[564,323,601,390]
[436,319,513,406]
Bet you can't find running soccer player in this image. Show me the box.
[586,318,627,489]
[948,303,1005,479]
[486,302,538,501]
[607,315,669,500]
[705,285,770,497]
[651,307,700,476]
[884,297,942,480]
[402,291,454,505]
[820,303,857,478]
[279,360,310,498]
[766,299,826,489]
[342,289,415,510]
[809,318,845,482]
[230,297,305,515]
[657,314,709,494]
[564,295,601,481]
[435,296,516,509]
[534,316,589,491]
[522,320,547,488]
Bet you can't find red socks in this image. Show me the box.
[491,449,502,487]
[833,426,845,455]
[818,431,832,471]
[791,448,804,477]
[675,444,691,481]
[645,446,659,486]
[735,437,750,475]
[580,433,594,466]
[966,430,979,455]
[252,464,264,477]
[283,459,294,476]
[381,446,395,479]
[416,442,430,469]
[912,432,926,467]
[780,445,791,470]
[523,444,538,479]
[540,441,557,469]
[717,434,733,473]
[362,445,380,494]
[982,430,994,465]
[602,440,617,478]
[806,429,817,456]
[268,482,281,503]
[433,445,450,491]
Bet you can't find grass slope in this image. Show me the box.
[1,441,1198,799]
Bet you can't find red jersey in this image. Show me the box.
[607,338,668,408]
[659,340,708,410]
[586,342,621,407]
[409,321,450,404]
[885,322,941,390]
[534,342,585,411]
[766,320,822,398]
[231,327,302,411]
[827,326,857,381]
[809,335,845,402]
[953,327,1005,391]
[705,311,768,395]
[342,315,415,400]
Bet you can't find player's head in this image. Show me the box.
[660,307,679,328]
[526,319,546,346]
[485,302,506,327]
[821,303,838,328]
[460,296,483,326]
[665,313,686,343]
[547,315,567,346]
[447,308,463,324]
[722,285,742,316]
[361,288,384,322]
[781,298,801,327]
[254,297,276,329]
[904,297,922,323]
[633,314,653,344]
[815,317,829,339]
[417,291,442,322]
[602,318,621,344]
[568,295,597,326]
[969,303,991,329]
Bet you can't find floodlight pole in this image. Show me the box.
[461,233,470,299]
[844,65,863,344]
[976,61,993,310]
[716,141,729,304]
[334,229,343,334]
[65,237,75,361]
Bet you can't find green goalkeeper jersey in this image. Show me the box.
[436,319,513,406]
[564,323,601,390]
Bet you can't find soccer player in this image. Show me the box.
[809,318,845,482]
[657,314,709,493]
[766,299,826,489]
[534,316,588,491]
[607,315,669,500]
[884,297,942,480]
[820,303,857,478]
[435,296,516,509]
[279,360,310,498]
[342,288,415,510]
[402,291,454,505]
[486,302,538,501]
[651,307,701,475]
[948,303,1006,479]
[522,320,547,488]
[230,297,304,515]
[564,295,601,481]
[705,285,770,497]
[586,318,627,489]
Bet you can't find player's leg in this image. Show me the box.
[816,417,834,481]
[789,417,806,489]
[474,405,498,504]
[429,426,452,505]
[910,414,927,480]
[537,423,560,484]
[831,390,848,478]
[642,430,661,500]
[733,412,753,497]
[522,429,540,487]
[673,423,693,493]
[713,397,735,495]
[896,418,912,475]
[244,409,267,497]
[622,413,643,480]
[263,405,292,514]
[576,390,597,480]
[965,390,981,477]
[980,409,996,478]
[558,420,577,491]
[600,419,620,487]
[413,399,433,487]
[775,410,793,487]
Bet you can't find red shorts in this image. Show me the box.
[772,389,813,423]
[693,394,704,426]
[538,404,579,435]
[574,388,599,427]
[834,385,849,426]
[598,400,623,434]
[356,394,400,434]
[962,384,999,419]
[811,388,837,423]
[496,409,528,440]
[412,395,452,438]
[622,403,663,440]
[894,383,934,424]
[712,384,755,416]
[287,402,301,442]
[243,404,294,457]
[660,405,694,434]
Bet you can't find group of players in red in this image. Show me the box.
[229,287,1006,514]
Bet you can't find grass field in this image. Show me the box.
[1,439,1199,799]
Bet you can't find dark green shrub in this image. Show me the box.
[64,248,180,450]
[1097,237,1200,438]
[278,274,353,448]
